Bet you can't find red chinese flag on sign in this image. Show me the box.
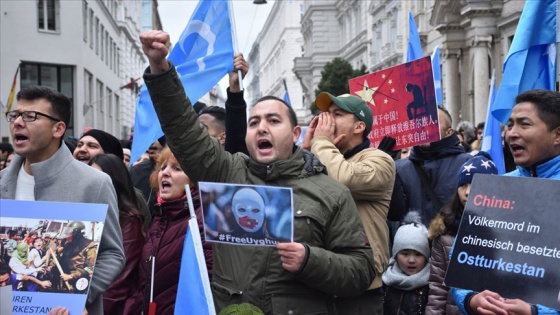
[349,56,440,150]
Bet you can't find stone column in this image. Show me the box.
[442,48,461,125]
[472,35,492,124]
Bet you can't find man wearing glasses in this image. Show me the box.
[0,85,124,315]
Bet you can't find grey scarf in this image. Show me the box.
[382,257,430,290]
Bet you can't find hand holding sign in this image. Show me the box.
[469,291,532,315]
[277,243,306,273]
[469,290,507,315]
[199,182,294,246]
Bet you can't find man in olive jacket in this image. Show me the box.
[140,30,375,314]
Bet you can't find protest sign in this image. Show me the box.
[349,56,440,149]
[199,182,293,246]
[0,199,108,315]
[0,286,13,314]
[445,174,560,309]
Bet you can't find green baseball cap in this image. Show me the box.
[315,92,373,134]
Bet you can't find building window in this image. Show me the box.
[95,17,99,55]
[105,31,109,66]
[107,87,112,118]
[83,1,88,42]
[116,48,120,74]
[100,26,105,61]
[108,38,112,70]
[350,10,355,39]
[38,0,60,32]
[97,80,104,113]
[389,17,397,52]
[89,10,94,49]
[84,70,93,109]
[113,43,118,73]
[508,35,514,48]
[115,94,120,122]
[20,62,74,135]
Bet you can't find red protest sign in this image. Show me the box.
[349,56,440,149]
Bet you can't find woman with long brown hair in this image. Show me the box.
[88,153,145,314]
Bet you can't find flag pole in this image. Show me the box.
[228,0,243,91]
[557,0,560,91]
[5,63,21,113]
[83,86,131,116]
[186,184,195,219]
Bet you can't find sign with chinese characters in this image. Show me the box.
[349,56,440,149]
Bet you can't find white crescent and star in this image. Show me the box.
[181,20,216,71]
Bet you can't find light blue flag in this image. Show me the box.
[491,0,557,124]
[432,46,443,106]
[175,187,215,315]
[131,0,234,163]
[481,71,505,174]
[296,126,308,146]
[406,11,422,62]
[283,91,291,107]
[282,79,291,106]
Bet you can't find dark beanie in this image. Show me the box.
[81,129,124,161]
[157,135,167,147]
[193,101,208,115]
[456,151,498,188]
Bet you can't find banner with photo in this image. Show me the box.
[445,174,560,309]
[199,182,294,246]
[0,200,108,315]
[349,56,440,149]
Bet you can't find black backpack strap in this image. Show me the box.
[411,160,443,211]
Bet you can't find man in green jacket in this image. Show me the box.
[140,30,375,314]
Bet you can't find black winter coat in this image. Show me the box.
[384,285,429,315]
[123,189,212,315]
[390,134,470,225]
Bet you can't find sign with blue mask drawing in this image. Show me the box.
[199,182,294,246]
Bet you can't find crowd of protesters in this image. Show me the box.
[1,29,559,315]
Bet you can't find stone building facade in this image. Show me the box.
[292,0,526,126]
[246,0,309,123]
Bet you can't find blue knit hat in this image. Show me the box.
[456,151,498,188]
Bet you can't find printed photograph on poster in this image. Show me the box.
[445,175,560,310]
[348,56,440,149]
[0,199,108,315]
[199,182,294,246]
